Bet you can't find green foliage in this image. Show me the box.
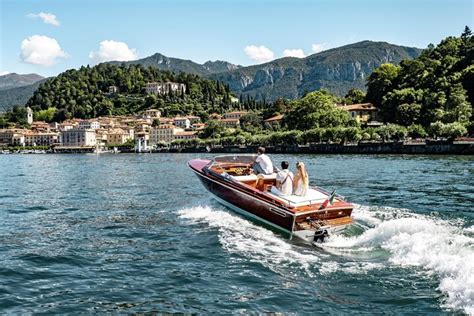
[239,111,262,133]
[366,63,401,111]
[428,121,467,139]
[201,120,225,138]
[24,63,232,121]
[407,124,428,139]
[366,28,473,128]
[34,107,57,122]
[375,124,408,141]
[343,88,366,105]
[5,105,29,127]
[284,90,353,130]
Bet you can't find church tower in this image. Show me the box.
[26,107,33,124]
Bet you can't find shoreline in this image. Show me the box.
[2,141,473,155]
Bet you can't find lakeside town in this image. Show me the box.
[0,80,385,153]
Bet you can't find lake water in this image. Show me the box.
[0,153,473,314]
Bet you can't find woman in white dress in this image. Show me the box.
[293,162,309,196]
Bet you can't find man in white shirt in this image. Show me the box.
[274,161,293,196]
[253,147,274,175]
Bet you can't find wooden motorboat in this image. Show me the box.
[188,155,354,244]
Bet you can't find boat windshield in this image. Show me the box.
[213,155,257,165]
[205,154,257,175]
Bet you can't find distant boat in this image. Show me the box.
[188,155,354,244]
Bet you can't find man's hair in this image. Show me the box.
[281,161,289,169]
[257,146,265,154]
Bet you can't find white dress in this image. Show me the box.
[293,177,308,196]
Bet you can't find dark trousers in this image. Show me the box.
[252,162,270,175]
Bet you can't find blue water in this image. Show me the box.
[0,153,473,314]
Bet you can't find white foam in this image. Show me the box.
[465,225,474,234]
[178,204,474,314]
[323,206,474,315]
[178,205,321,275]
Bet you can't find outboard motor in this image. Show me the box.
[313,229,328,243]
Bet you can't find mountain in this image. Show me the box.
[209,41,423,100]
[110,53,241,76]
[0,41,422,112]
[0,79,47,112]
[0,73,44,91]
[203,60,241,73]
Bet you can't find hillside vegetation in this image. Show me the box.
[366,27,473,132]
[24,63,233,121]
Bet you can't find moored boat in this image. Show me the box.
[188,155,354,244]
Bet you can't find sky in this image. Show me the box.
[0,0,472,77]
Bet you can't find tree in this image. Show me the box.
[396,103,422,125]
[34,107,57,122]
[284,90,353,130]
[240,112,262,133]
[407,124,427,139]
[201,120,225,138]
[382,88,423,123]
[343,88,366,105]
[366,63,400,109]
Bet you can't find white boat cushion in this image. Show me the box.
[231,174,258,182]
[268,188,328,207]
[231,173,277,182]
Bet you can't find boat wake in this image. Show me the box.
[177,205,322,276]
[178,204,473,314]
[323,205,474,315]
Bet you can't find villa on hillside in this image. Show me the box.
[220,118,240,128]
[174,131,198,140]
[337,103,378,123]
[223,111,247,120]
[264,114,284,123]
[145,82,186,95]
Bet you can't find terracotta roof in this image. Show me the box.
[225,111,247,115]
[157,124,177,129]
[175,131,197,136]
[338,103,377,111]
[264,114,284,122]
[220,118,240,123]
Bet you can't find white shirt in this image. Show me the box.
[256,154,273,174]
[276,169,293,196]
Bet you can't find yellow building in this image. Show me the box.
[150,124,184,144]
[24,132,59,146]
[107,128,131,145]
[223,111,247,120]
[338,103,378,123]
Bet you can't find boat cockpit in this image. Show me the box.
[203,155,334,208]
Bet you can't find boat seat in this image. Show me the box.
[231,174,258,182]
[231,173,277,182]
[267,188,329,207]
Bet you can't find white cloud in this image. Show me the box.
[27,12,60,26]
[89,40,138,64]
[244,45,275,63]
[20,35,67,66]
[311,43,328,53]
[283,48,306,58]
[0,71,11,76]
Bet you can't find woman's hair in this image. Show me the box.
[296,162,309,187]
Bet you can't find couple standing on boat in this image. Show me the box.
[253,147,309,197]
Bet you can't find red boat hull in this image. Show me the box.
[189,159,295,233]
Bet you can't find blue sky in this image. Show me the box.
[0,0,472,77]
